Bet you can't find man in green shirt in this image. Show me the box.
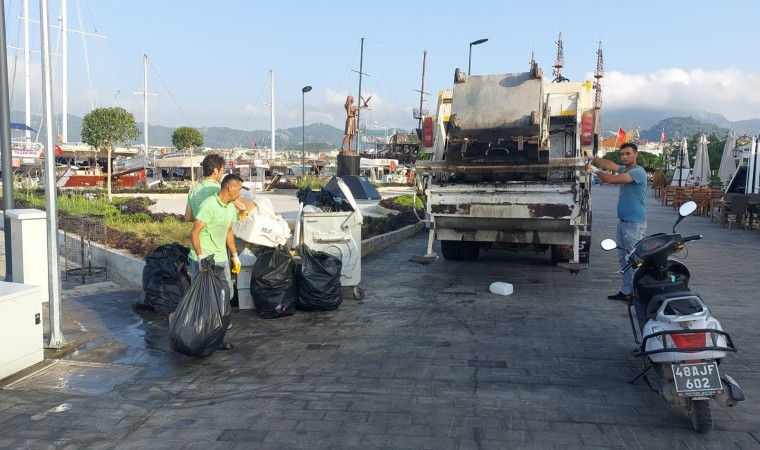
[185,154,229,221]
[184,154,246,277]
[180,175,244,350]
[189,174,244,287]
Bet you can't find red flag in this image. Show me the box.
[661,128,666,143]
[615,127,626,147]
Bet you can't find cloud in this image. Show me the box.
[600,68,760,121]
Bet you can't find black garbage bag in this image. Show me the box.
[296,187,320,207]
[296,187,350,212]
[295,244,342,311]
[169,257,231,357]
[138,243,191,316]
[251,246,297,319]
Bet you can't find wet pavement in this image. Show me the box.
[1,186,759,449]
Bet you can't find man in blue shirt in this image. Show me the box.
[590,143,647,302]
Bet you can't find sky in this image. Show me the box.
[5,0,760,143]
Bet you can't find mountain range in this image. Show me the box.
[10,108,760,150]
[604,108,760,141]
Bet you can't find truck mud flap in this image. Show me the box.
[579,234,591,264]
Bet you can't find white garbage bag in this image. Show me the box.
[233,207,291,247]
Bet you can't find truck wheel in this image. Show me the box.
[459,242,480,261]
[550,245,564,265]
[441,241,460,260]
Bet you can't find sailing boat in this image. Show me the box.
[5,0,45,177]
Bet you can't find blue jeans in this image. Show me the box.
[616,220,647,295]
[190,258,233,294]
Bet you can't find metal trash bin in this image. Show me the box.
[298,178,364,301]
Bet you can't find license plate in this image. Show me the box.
[672,362,722,397]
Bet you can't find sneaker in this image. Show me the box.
[608,291,632,302]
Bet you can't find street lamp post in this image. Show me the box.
[301,85,312,177]
[468,38,488,76]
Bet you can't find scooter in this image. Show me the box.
[600,201,744,433]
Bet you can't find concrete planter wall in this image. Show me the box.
[3,210,425,288]
[77,220,424,287]
[360,221,424,258]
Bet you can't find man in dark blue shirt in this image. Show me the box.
[590,143,647,302]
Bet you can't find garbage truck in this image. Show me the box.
[415,60,597,269]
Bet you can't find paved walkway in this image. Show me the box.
[1,186,759,448]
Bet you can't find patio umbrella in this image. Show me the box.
[691,134,711,186]
[671,137,691,186]
[717,130,737,186]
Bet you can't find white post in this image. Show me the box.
[39,0,65,348]
[61,0,68,143]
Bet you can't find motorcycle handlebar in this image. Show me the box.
[682,234,702,242]
[619,261,634,274]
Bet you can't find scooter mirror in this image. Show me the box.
[600,239,618,251]
[679,201,697,217]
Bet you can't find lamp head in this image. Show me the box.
[470,38,488,46]
[302,86,312,93]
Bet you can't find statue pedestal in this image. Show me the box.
[331,155,380,200]
[337,154,360,176]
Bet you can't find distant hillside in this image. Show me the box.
[11,111,400,150]
[11,106,758,150]
[640,117,729,142]
[604,108,760,137]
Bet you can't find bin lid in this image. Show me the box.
[334,178,363,222]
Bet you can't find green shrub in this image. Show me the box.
[119,212,153,223]
[708,174,723,189]
[378,195,424,216]
[295,175,324,190]
[390,194,423,209]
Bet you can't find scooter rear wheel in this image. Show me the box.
[688,399,712,433]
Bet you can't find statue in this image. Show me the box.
[340,95,370,154]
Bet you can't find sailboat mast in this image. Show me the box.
[270,68,275,160]
[143,54,148,156]
[356,38,364,153]
[23,0,31,143]
[418,50,427,130]
[61,0,68,143]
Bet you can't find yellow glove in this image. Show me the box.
[237,210,248,221]
[231,253,241,274]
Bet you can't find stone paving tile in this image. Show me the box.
[2,187,760,448]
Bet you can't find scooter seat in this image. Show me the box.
[646,291,704,319]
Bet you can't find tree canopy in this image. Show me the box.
[171,126,204,150]
[80,107,140,150]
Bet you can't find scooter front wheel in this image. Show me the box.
[688,399,712,433]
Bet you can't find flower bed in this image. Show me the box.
[2,192,423,258]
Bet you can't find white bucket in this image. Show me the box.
[489,282,513,296]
